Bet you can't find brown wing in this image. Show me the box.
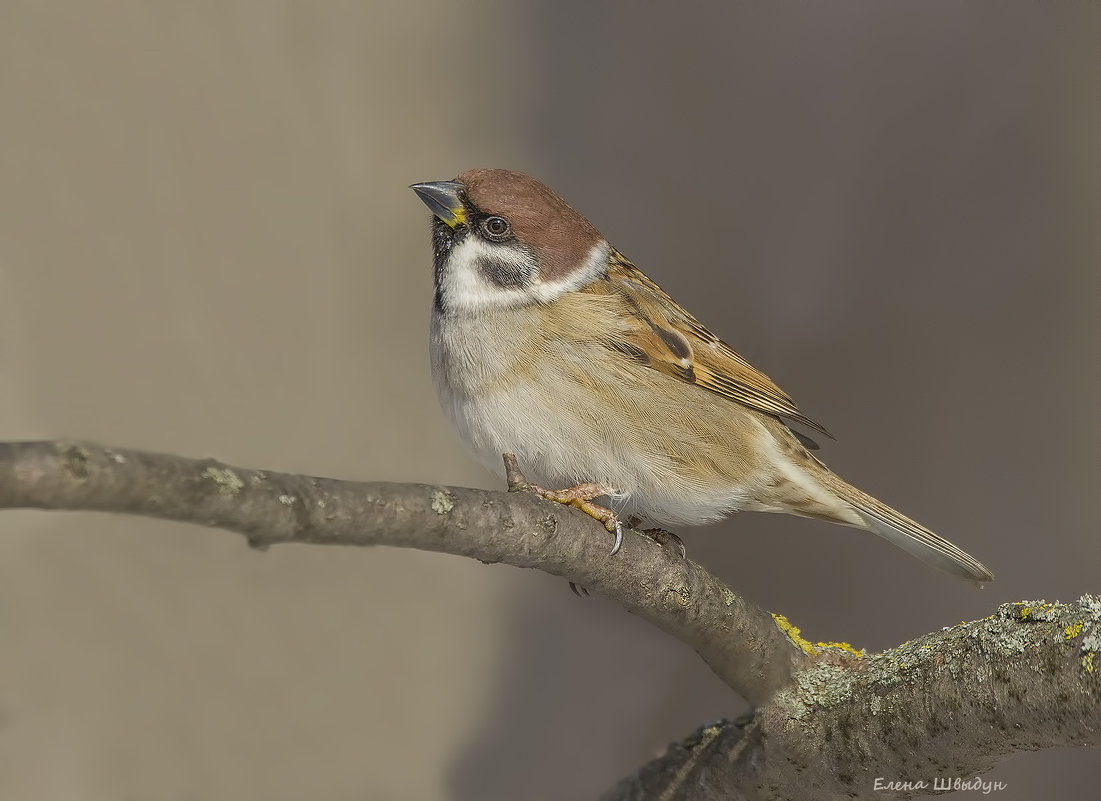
[597,251,832,440]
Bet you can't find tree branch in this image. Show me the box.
[2,440,1098,800]
[606,596,1101,799]
[0,440,804,706]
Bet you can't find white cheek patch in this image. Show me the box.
[439,238,611,313]
[438,237,537,312]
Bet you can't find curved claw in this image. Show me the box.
[610,520,624,555]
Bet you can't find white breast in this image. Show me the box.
[431,308,564,478]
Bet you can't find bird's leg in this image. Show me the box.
[527,482,623,548]
[503,453,624,554]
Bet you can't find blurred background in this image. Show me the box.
[1,2,1097,799]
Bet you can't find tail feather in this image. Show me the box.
[820,473,994,584]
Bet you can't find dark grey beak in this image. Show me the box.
[410,180,467,229]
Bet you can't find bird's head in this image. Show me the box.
[411,169,610,314]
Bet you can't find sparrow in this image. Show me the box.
[411,169,993,583]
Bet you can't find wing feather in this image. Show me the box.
[595,251,832,440]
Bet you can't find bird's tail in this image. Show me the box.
[817,471,994,584]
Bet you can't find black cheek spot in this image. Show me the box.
[474,254,533,289]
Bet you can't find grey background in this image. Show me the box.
[1,3,1097,799]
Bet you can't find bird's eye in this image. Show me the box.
[481,216,511,240]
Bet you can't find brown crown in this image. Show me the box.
[457,169,605,282]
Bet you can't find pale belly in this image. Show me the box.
[431,313,785,526]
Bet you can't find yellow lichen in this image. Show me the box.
[772,613,864,657]
[1065,620,1084,640]
[1015,602,1055,621]
[1083,652,1095,674]
[774,613,817,655]
[817,640,866,657]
